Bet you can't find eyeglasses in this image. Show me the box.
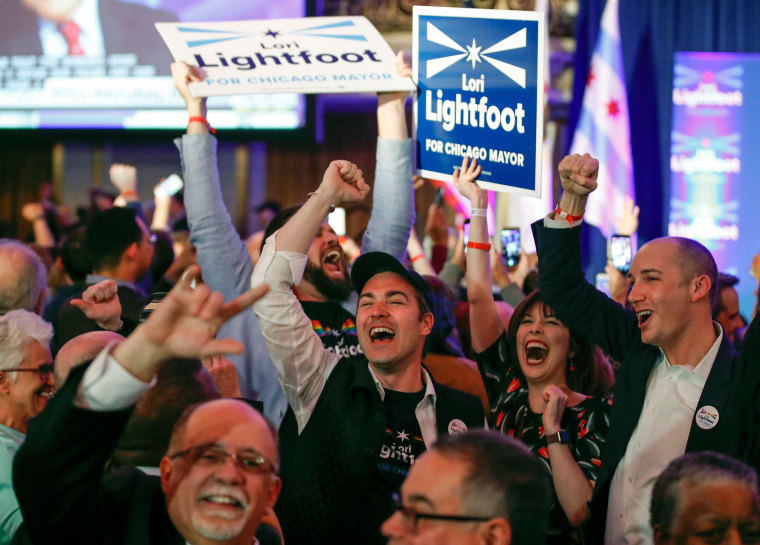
[4,364,54,380]
[391,493,493,533]
[168,443,277,475]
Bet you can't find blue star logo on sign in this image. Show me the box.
[414,10,542,195]
[178,19,368,48]
[424,22,527,88]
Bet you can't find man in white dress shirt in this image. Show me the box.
[532,153,746,545]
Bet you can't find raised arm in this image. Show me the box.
[362,52,414,260]
[13,267,267,544]
[252,161,369,432]
[453,157,504,353]
[534,153,639,361]
[171,61,253,300]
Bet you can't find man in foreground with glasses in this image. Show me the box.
[381,431,551,545]
[12,266,280,545]
[0,309,54,544]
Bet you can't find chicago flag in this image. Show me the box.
[569,0,634,237]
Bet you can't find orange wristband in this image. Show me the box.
[466,241,491,251]
[410,254,425,262]
[554,204,583,227]
[188,116,216,134]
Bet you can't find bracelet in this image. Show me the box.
[307,191,336,213]
[554,204,584,227]
[410,254,425,262]
[188,116,216,134]
[121,189,137,197]
[467,241,491,251]
[471,208,487,217]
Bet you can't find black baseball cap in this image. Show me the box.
[351,252,432,310]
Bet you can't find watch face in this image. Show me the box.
[547,430,569,445]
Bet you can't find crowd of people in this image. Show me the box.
[1,57,760,545]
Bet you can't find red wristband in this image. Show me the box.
[410,254,425,262]
[121,189,137,197]
[554,204,584,227]
[466,241,491,251]
[188,116,216,134]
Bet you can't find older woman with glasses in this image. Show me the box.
[0,309,55,544]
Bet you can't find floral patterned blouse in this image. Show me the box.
[475,331,613,543]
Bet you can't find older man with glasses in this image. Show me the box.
[0,309,54,544]
[381,431,551,545]
[11,267,279,545]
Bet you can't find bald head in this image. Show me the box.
[641,237,717,308]
[161,399,281,545]
[54,331,125,389]
[0,240,47,315]
[167,399,278,467]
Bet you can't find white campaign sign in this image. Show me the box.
[156,17,415,96]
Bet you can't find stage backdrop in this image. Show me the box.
[668,52,760,317]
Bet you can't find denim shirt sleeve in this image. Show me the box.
[360,137,415,261]
[175,133,288,426]
[175,133,253,299]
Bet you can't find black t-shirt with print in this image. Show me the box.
[300,300,364,359]
[361,388,427,535]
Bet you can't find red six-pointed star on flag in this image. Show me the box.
[606,100,620,116]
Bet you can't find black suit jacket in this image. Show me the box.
[12,365,185,544]
[532,220,743,545]
[12,364,283,545]
[0,0,176,72]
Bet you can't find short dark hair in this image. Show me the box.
[506,290,604,394]
[670,237,718,308]
[422,274,462,357]
[713,272,740,318]
[255,200,282,215]
[651,451,759,539]
[59,226,92,283]
[433,431,550,545]
[261,204,302,252]
[85,208,142,271]
[149,230,174,283]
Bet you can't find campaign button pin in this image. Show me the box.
[695,405,719,430]
[448,419,468,434]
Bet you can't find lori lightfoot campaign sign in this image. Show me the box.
[413,7,545,197]
[156,17,415,96]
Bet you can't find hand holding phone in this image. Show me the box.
[154,174,184,198]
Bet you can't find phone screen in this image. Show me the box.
[500,228,521,267]
[463,219,471,249]
[609,234,632,273]
[595,273,611,296]
[433,186,445,208]
[155,174,184,198]
[327,207,346,237]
